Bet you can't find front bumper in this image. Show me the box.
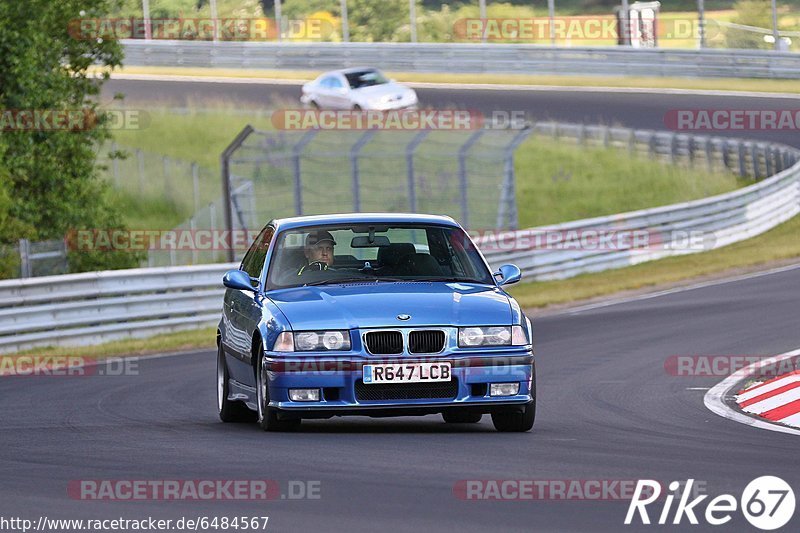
[263,351,534,417]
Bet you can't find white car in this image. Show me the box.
[300,67,418,111]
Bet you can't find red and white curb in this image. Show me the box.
[704,348,800,436]
[736,370,800,427]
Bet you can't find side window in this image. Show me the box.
[240,226,275,280]
[320,76,333,89]
[329,77,344,89]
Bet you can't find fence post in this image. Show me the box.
[350,130,377,212]
[751,143,760,178]
[18,239,31,278]
[405,130,430,213]
[136,149,145,194]
[192,162,200,213]
[765,146,774,177]
[737,141,747,177]
[291,129,318,216]
[457,130,486,229]
[190,217,198,264]
[720,140,729,172]
[221,125,254,262]
[669,133,678,164]
[602,125,611,148]
[497,127,534,230]
[628,129,636,154]
[648,132,657,159]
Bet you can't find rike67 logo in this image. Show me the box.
[625,477,795,530]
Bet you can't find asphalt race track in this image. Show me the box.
[2,79,795,531]
[2,266,799,531]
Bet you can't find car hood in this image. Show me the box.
[268,282,512,330]
[352,82,412,100]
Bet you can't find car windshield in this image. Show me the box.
[344,69,390,89]
[266,223,494,290]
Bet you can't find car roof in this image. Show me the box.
[324,67,379,76]
[271,213,458,231]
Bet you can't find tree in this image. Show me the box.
[0,0,139,275]
[348,0,408,42]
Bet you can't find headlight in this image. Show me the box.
[458,326,527,347]
[294,330,351,351]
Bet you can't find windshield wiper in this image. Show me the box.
[303,277,371,286]
[303,276,411,286]
[409,277,489,284]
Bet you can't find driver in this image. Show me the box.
[297,230,336,275]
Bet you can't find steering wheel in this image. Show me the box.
[305,261,328,272]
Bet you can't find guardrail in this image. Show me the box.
[122,40,800,79]
[1,122,798,354]
[0,264,234,353]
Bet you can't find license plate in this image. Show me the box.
[362,362,451,384]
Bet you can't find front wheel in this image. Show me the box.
[491,402,535,432]
[491,366,536,432]
[256,345,300,432]
[218,344,255,423]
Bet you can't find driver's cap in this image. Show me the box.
[305,230,336,247]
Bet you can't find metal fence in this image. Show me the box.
[0,239,69,279]
[122,40,800,79]
[98,143,218,219]
[477,123,800,280]
[222,126,532,252]
[220,120,797,242]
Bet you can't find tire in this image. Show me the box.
[310,100,320,109]
[491,366,536,432]
[217,344,256,423]
[353,104,362,111]
[256,345,301,432]
[442,411,482,424]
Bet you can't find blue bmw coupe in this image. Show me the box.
[217,213,535,432]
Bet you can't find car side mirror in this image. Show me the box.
[494,264,522,286]
[223,269,258,292]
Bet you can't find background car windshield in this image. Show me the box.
[267,224,494,289]
[344,70,389,89]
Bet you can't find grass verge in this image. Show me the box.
[107,65,800,95]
